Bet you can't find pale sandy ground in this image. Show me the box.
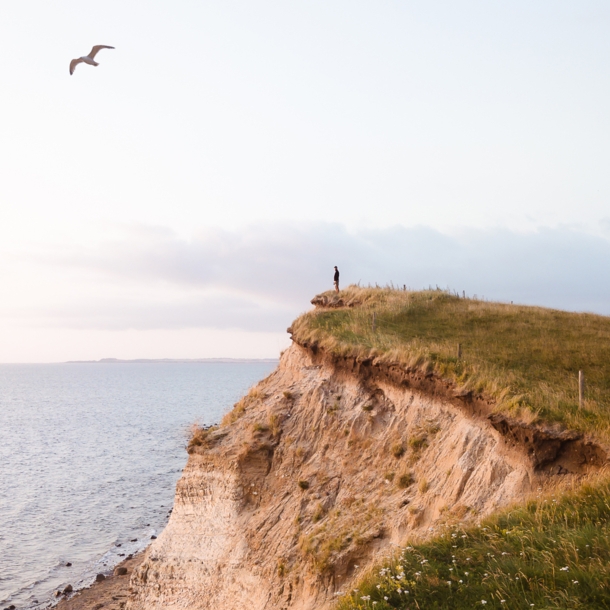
[54,553,145,610]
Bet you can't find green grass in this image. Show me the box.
[291,286,610,441]
[337,474,610,610]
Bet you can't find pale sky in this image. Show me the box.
[1,1,610,361]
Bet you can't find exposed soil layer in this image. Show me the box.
[292,336,608,475]
[488,414,607,473]
[310,295,362,309]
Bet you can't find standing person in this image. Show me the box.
[333,266,340,292]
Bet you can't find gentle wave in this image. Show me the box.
[0,361,275,609]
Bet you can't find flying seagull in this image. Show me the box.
[70,45,115,75]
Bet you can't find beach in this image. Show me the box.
[54,553,145,610]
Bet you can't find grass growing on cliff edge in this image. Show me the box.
[337,473,610,610]
[290,286,610,441]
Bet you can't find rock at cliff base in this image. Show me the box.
[114,567,128,576]
[95,573,106,582]
[63,584,73,594]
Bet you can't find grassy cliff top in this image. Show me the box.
[291,286,610,441]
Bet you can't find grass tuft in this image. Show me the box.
[391,443,405,458]
[397,472,414,489]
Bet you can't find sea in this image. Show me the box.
[0,360,277,609]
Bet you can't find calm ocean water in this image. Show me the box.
[0,361,276,609]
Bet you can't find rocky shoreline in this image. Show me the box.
[53,553,145,610]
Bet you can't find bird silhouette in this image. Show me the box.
[70,45,115,75]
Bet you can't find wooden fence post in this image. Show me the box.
[457,343,462,359]
[579,370,585,408]
[372,312,376,333]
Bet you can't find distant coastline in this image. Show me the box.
[65,358,280,364]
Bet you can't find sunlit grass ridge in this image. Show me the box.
[291,286,610,441]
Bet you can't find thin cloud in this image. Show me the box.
[18,222,610,331]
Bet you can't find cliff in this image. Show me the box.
[126,362,597,604]
[126,288,609,609]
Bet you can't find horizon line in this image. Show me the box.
[0,357,280,365]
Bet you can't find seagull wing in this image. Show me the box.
[88,45,115,60]
[70,58,84,75]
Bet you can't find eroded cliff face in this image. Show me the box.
[127,344,543,610]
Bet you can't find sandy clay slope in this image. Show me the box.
[126,342,603,610]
